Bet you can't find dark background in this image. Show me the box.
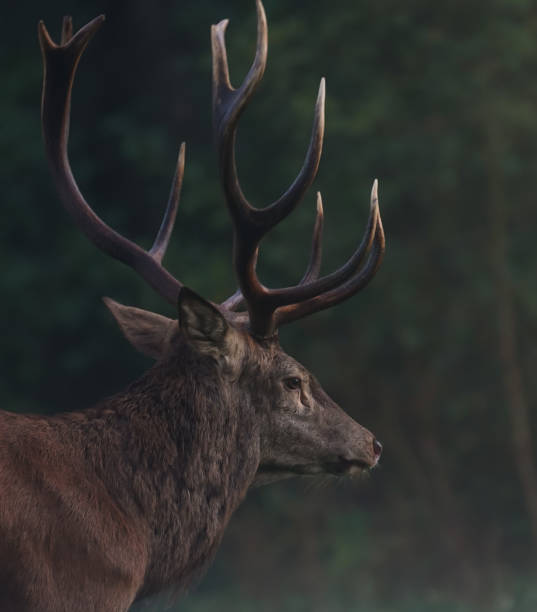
[3,0,537,610]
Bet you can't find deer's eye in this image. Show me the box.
[284,377,302,390]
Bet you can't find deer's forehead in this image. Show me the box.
[243,342,305,376]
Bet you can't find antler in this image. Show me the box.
[39,3,385,340]
[38,16,184,305]
[213,0,385,338]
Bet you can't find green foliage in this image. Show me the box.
[3,0,537,609]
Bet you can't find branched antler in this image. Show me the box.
[39,1,385,339]
[213,0,385,337]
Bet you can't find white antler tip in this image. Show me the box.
[316,191,324,215]
[255,0,268,35]
[212,19,229,34]
[371,179,378,208]
[315,79,326,115]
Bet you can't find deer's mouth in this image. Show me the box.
[325,458,372,475]
[257,458,372,477]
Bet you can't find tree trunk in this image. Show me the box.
[486,126,537,556]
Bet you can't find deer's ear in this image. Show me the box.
[103,297,176,360]
[177,287,230,354]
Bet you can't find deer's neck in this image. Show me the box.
[74,349,260,596]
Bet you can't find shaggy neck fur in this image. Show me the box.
[57,338,261,598]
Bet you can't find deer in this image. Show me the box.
[0,1,385,610]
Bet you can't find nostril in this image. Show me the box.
[372,438,382,457]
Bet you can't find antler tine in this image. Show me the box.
[269,180,380,301]
[276,217,385,327]
[150,143,186,264]
[276,182,385,327]
[39,16,184,305]
[300,192,324,284]
[221,289,244,311]
[257,80,325,231]
[212,0,267,140]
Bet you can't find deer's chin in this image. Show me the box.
[257,458,373,478]
[256,463,321,477]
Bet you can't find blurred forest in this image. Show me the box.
[3,0,537,610]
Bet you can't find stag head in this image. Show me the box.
[38,0,385,481]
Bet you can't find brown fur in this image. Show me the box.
[0,336,255,609]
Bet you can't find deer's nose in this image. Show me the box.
[372,438,383,458]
